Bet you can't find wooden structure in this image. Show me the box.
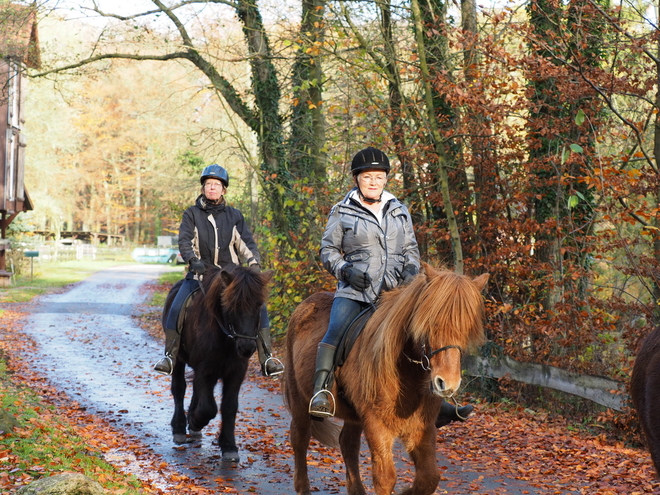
[0,4,39,284]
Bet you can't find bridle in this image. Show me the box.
[404,344,463,371]
[198,274,259,342]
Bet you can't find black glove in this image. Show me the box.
[401,264,419,285]
[189,258,206,275]
[341,264,371,291]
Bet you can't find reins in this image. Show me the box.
[404,344,463,371]
[197,274,258,342]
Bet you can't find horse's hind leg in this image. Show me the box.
[339,422,366,495]
[170,360,188,444]
[289,411,312,495]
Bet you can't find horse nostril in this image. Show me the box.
[432,376,456,397]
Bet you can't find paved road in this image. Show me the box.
[17,264,544,494]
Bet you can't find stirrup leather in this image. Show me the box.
[263,356,284,376]
[309,389,336,417]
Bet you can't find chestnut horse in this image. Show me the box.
[283,263,488,495]
[163,265,272,462]
[631,325,660,476]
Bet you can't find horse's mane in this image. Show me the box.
[357,264,487,403]
[203,266,270,316]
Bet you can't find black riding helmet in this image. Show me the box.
[200,164,229,187]
[350,147,391,176]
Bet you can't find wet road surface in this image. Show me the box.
[17,264,546,494]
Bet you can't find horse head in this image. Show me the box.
[206,265,274,358]
[407,264,488,398]
[357,263,488,404]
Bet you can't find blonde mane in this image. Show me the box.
[356,264,487,403]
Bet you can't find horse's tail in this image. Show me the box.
[311,419,341,450]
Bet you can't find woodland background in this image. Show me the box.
[5,0,659,434]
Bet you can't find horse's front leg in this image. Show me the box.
[216,369,246,462]
[399,423,440,495]
[363,420,396,495]
[187,371,218,435]
[339,422,366,495]
[170,359,188,444]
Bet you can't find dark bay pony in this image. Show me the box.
[631,325,660,476]
[283,263,489,495]
[163,265,272,462]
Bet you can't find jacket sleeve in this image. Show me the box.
[178,208,197,264]
[319,204,348,280]
[232,211,261,266]
[401,206,421,270]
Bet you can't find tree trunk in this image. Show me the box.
[411,0,464,273]
[288,0,327,192]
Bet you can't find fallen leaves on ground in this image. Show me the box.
[1,277,659,494]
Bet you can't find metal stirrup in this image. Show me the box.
[309,389,336,417]
[263,356,284,376]
[153,355,173,376]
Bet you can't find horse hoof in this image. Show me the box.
[173,433,188,444]
[188,430,202,440]
[222,451,240,463]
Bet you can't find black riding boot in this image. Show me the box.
[257,326,284,377]
[153,327,180,375]
[435,400,474,428]
[309,343,338,420]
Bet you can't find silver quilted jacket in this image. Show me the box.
[320,188,421,303]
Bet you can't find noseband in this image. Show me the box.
[198,275,258,342]
[404,344,463,371]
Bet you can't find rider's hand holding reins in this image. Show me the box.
[401,264,419,285]
[342,264,371,291]
[189,258,206,275]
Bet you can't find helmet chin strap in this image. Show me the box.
[357,187,382,204]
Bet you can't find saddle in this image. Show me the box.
[334,305,375,368]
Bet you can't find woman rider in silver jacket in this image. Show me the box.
[308,147,473,426]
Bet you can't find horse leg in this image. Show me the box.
[170,359,188,444]
[216,372,244,462]
[187,372,218,436]
[289,412,312,495]
[644,369,660,475]
[363,421,396,495]
[399,424,440,495]
[339,422,366,495]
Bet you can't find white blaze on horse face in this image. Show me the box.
[430,347,462,397]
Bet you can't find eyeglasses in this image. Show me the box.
[204,181,224,189]
[358,174,387,184]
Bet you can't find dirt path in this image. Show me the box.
[10,264,651,494]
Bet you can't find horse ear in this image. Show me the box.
[421,262,435,277]
[472,273,490,292]
[261,269,275,283]
[220,270,234,286]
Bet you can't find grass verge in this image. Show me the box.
[0,359,151,494]
[0,260,133,303]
